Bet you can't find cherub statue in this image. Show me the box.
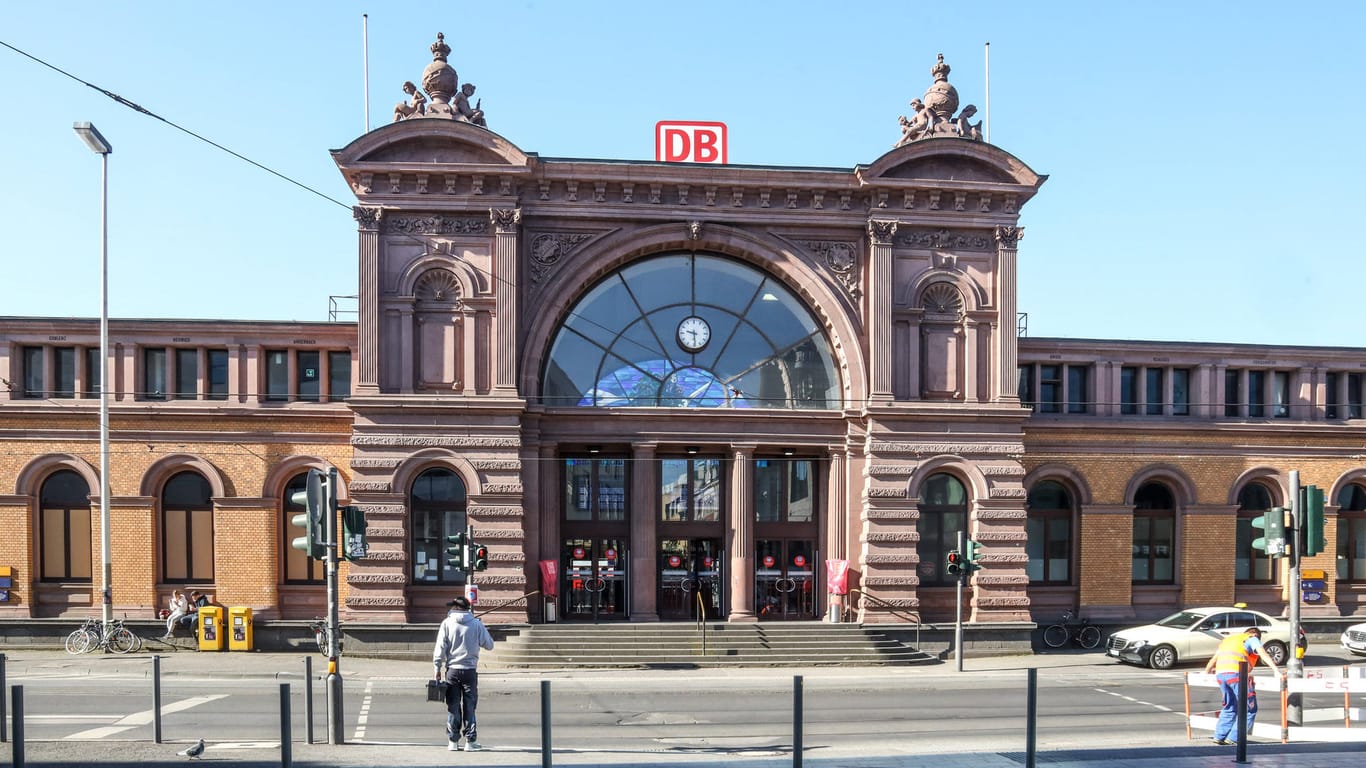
[895,99,935,146]
[393,81,427,122]
[453,82,487,127]
[954,104,982,141]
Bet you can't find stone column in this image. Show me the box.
[867,220,897,402]
[629,442,659,621]
[490,208,521,393]
[353,206,382,394]
[994,226,1022,402]
[728,444,756,621]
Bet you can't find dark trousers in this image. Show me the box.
[445,667,479,742]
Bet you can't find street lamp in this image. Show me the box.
[73,122,113,627]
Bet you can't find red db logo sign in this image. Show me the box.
[656,121,728,164]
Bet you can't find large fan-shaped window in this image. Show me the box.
[541,254,840,409]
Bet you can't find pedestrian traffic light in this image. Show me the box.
[964,539,983,572]
[472,543,489,571]
[946,549,963,576]
[1251,506,1287,556]
[446,531,467,571]
[290,469,326,560]
[1301,485,1326,556]
[342,505,368,561]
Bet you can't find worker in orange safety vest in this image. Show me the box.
[1203,626,1281,746]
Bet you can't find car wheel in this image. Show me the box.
[1263,640,1287,665]
[1147,644,1177,670]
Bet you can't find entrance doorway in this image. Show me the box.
[755,539,816,619]
[561,537,628,621]
[658,538,724,620]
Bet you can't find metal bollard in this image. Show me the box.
[280,683,292,768]
[12,685,22,768]
[1235,661,1249,764]
[153,655,163,743]
[540,679,552,768]
[1,651,7,743]
[793,675,803,768]
[303,656,314,745]
[1025,668,1037,768]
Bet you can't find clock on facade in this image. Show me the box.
[676,315,711,352]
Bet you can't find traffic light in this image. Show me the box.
[472,543,489,572]
[946,549,963,576]
[1251,506,1287,556]
[342,505,368,561]
[290,469,326,560]
[1301,485,1326,556]
[964,539,983,572]
[446,531,467,571]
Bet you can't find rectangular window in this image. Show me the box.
[1145,368,1164,416]
[1224,369,1241,417]
[1350,373,1363,419]
[328,351,351,401]
[1018,365,1035,409]
[41,506,92,581]
[83,347,102,399]
[1326,372,1340,419]
[1066,365,1089,414]
[143,347,167,400]
[22,346,43,398]
[163,508,213,583]
[53,347,76,399]
[1248,370,1266,417]
[562,457,627,523]
[1172,368,1190,416]
[207,349,229,400]
[174,349,199,400]
[297,350,321,402]
[1039,365,1062,413]
[265,349,289,401]
[1273,371,1290,418]
[1120,366,1138,415]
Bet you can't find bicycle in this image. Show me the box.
[65,617,141,654]
[1042,609,1102,650]
[307,618,342,655]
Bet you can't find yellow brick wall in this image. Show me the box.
[1078,513,1131,608]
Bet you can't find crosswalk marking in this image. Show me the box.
[66,694,228,739]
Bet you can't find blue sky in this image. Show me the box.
[3,2,1363,347]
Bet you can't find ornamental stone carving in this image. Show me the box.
[871,441,1026,455]
[351,435,522,448]
[894,54,983,146]
[355,505,407,517]
[800,241,861,299]
[491,208,521,233]
[381,215,488,235]
[920,283,964,317]
[352,206,382,231]
[979,465,1027,477]
[364,527,406,539]
[390,34,489,127]
[357,550,406,561]
[988,487,1027,499]
[868,220,898,244]
[994,225,1023,249]
[349,459,402,469]
[471,459,522,471]
[415,269,463,304]
[346,596,409,607]
[862,553,920,564]
[897,229,994,251]
[480,483,524,494]
[528,233,592,285]
[347,573,408,584]
[468,506,525,517]
[868,487,907,498]
[348,481,391,492]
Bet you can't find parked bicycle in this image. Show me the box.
[65,617,141,654]
[1042,609,1102,650]
[307,618,343,655]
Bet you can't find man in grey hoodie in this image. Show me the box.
[433,595,495,751]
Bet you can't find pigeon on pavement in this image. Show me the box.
[177,738,205,759]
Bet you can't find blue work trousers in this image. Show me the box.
[1213,671,1257,742]
[445,667,480,743]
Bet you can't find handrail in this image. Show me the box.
[475,589,541,620]
[849,589,923,650]
[695,589,707,656]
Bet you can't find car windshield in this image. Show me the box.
[1154,611,1206,629]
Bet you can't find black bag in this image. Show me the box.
[426,678,449,703]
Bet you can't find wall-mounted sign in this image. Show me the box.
[605,548,617,560]
[703,556,713,568]
[793,555,807,568]
[668,555,682,568]
[656,121,728,164]
[572,547,586,559]
[762,555,775,568]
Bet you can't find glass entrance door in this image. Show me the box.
[658,538,724,620]
[562,537,628,621]
[755,539,816,619]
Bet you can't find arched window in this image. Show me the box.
[1236,483,1277,584]
[282,472,324,584]
[411,468,467,585]
[1026,480,1072,584]
[917,473,968,586]
[541,253,840,409]
[1337,483,1366,582]
[162,471,214,583]
[39,470,92,582]
[1132,482,1175,584]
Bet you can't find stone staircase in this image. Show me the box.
[485,622,935,669]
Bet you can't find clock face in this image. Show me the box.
[677,316,711,352]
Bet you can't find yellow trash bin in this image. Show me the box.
[197,605,225,651]
[228,607,254,651]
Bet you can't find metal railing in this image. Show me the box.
[849,589,923,650]
[475,589,540,620]
[695,589,708,657]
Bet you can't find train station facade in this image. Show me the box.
[2,47,1364,628]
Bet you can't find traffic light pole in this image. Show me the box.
[326,467,345,745]
[955,530,965,673]
[1286,471,1302,727]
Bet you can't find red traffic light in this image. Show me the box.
[947,551,962,564]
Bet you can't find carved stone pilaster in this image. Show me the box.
[490,207,522,233]
[355,207,381,393]
[867,220,897,400]
[994,225,1023,401]
[868,219,898,244]
[994,225,1023,249]
[491,208,521,390]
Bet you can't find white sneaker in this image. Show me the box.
[447,740,459,751]
[463,741,481,751]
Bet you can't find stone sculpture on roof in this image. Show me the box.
[391,33,489,128]
[895,53,981,147]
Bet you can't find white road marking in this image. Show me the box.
[353,680,374,741]
[66,694,229,739]
[1095,687,1178,714]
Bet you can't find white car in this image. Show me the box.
[1340,623,1366,656]
[1106,606,1296,670]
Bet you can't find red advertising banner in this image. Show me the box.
[825,559,850,595]
[539,559,559,598]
